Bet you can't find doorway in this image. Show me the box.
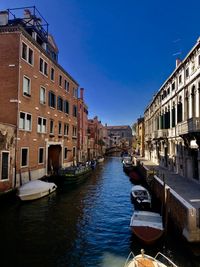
[48,145,61,175]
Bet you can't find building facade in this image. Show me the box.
[107,125,133,151]
[88,116,105,159]
[77,88,89,162]
[0,7,79,189]
[144,37,200,182]
[135,117,145,157]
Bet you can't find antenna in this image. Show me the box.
[172,38,182,57]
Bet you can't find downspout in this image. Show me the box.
[14,32,21,188]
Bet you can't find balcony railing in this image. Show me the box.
[177,118,200,135]
[157,129,168,138]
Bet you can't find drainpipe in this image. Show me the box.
[14,32,21,188]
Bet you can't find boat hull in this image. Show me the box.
[58,168,92,185]
[131,225,164,245]
[18,186,56,201]
[17,180,57,201]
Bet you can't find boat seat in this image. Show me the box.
[135,258,158,267]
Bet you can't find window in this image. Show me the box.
[22,42,33,65]
[37,117,47,133]
[178,74,182,84]
[50,119,54,134]
[185,68,189,78]
[172,82,175,91]
[38,148,44,164]
[73,87,78,98]
[167,87,170,95]
[1,151,9,180]
[57,96,63,111]
[23,76,31,96]
[64,147,68,159]
[19,112,32,131]
[40,86,46,104]
[73,105,77,117]
[58,122,62,135]
[64,123,69,136]
[39,58,48,76]
[22,42,27,61]
[49,91,56,108]
[21,148,28,167]
[72,126,77,137]
[51,68,55,81]
[59,75,62,87]
[73,147,76,158]
[64,100,69,114]
[64,80,69,91]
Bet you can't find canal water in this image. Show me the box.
[0,157,199,267]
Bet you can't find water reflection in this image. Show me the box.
[0,157,199,267]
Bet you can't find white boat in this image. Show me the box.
[17,180,57,201]
[130,210,164,245]
[124,249,178,267]
[97,156,104,163]
[131,185,151,210]
[123,157,135,172]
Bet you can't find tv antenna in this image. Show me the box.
[172,38,182,57]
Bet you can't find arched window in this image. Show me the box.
[184,90,189,120]
[177,96,183,123]
[172,101,176,127]
[191,85,196,117]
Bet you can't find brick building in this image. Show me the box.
[77,88,89,162]
[0,7,79,190]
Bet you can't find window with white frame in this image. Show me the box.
[50,119,54,134]
[185,67,189,78]
[64,80,69,91]
[178,74,182,84]
[64,147,68,159]
[23,76,31,96]
[72,126,77,137]
[57,96,63,111]
[39,58,48,76]
[58,122,62,135]
[1,151,9,180]
[48,91,56,108]
[40,86,46,104]
[22,42,33,65]
[21,148,28,167]
[38,147,44,164]
[73,87,78,98]
[59,75,62,87]
[64,123,69,136]
[64,100,69,114]
[51,67,55,81]
[19,112,32,131]
[37,117,47,133]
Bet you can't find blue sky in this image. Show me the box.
[1,0,200,126]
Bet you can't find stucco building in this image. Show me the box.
[107,125,133,150]
[144,37,200,182]
[0,7,79,190]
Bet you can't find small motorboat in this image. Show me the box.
[124,249,178,267]
[97,156,104,163]
[130,210,164,245]
[123,157,135,173]
[17,180,57,201]
[131,185,151,210]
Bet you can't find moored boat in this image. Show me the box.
[124,249,178,267]
[123,157,135,173]
[131,185,151,210]
[17,180,57,201]
[130,210,164,245]
[97,156,104,163]
[57,164,92,184]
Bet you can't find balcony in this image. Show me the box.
[177,118,200,135]
[157,129,168,138]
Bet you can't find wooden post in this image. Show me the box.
[164,187,170,234]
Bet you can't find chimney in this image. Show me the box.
[80,88,84,100]
[176,58,182,68]
[0,11,8,26]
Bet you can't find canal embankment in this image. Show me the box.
[133,156,200,243]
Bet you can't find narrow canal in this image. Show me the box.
[0,157,199,267]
